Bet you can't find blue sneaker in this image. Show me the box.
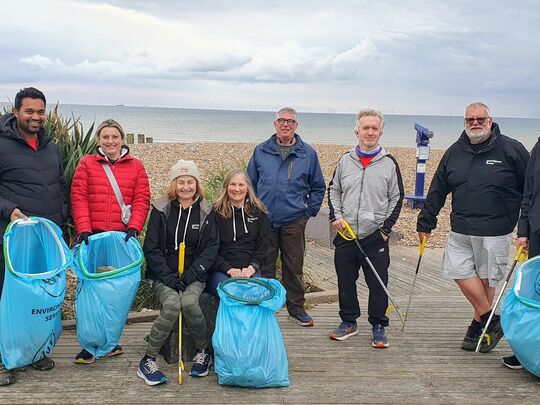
[190,349,213,377]
[288,312,314,327]
[329,322,358,341]
[371,324,389,348]
[137,356,167,386]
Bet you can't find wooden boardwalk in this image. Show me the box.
[1,244,539,404]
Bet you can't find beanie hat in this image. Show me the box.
[168,159,201,183]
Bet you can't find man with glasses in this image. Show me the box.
[248,107,325,326]
[417,102,529,352]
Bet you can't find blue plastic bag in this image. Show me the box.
[72,231,142,357]
[0,217,70,369]
[501,255,540,377]
[213,277,289,388]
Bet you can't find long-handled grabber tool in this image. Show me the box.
[475,245,527,353]
[401,236,427,332]
[337,220,406,325]
[177,242,186,384]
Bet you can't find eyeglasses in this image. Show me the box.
[464,117,489,125]
[276,118,297,126]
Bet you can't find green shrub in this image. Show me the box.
[46,106,97,244]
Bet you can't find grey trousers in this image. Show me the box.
[145,280,208,358]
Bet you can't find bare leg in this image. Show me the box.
[455,277,492,321]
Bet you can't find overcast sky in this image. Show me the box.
[2,1,539,117]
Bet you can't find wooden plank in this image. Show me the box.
[2,243,538,403]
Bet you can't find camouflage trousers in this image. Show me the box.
[145,280,209,358]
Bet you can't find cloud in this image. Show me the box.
[1,0,540,116]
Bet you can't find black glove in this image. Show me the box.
[181,268,198,286]
[79,232,91,245]
[125,228,137,242]
[176,278,187,292]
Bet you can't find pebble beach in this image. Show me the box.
[129,142,452,248]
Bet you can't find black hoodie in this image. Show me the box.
[0,113,66,242]
[143,196,218,290]
[213,206,270,274]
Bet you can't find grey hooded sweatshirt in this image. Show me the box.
[328,147,404,239]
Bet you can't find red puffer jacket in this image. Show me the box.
[71,148,150,234]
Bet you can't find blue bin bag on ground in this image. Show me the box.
[72,231,142,358]
[213,277,289,388]
[501,255,540,377]
[0,217,70,370]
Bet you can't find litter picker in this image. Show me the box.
[337,220,405,325]
[475,245,527,353]
[177,242,186,384]
[401,236,427,332]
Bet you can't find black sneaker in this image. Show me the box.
[478,315,504,353]
[461,319,482,351]
[106,345,123,358]
[31,356,55,371]
[190,349,213,377]
[0,360,15,386]
[502,355,523,370]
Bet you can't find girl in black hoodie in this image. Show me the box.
[207,170,270,296]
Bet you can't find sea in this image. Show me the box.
[2,103,540,150]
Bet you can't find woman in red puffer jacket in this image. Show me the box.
[70,118,150,364]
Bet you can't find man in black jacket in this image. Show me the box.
[0,87,66,385]
[417,102,529,353]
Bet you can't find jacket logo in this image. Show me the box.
[192,224,200,230]
[247,217,258,223]
[485,160,502,165]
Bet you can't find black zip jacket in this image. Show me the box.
[212,206,270,274]
[417,123,529,236]
[0,113,67,242]
[518,138,540,237]
[143,196,218,290]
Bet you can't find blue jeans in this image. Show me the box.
[206,270,261,297]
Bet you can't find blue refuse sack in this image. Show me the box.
[501,255,540,377]
[0,217,70,369]
[72,231,142,357]
[213,277,289,388]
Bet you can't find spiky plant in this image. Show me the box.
[46,105,97,244]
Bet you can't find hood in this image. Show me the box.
[153,195,212,216]
[96,144,131,162]
[262,133,307,157]
[458,122,500,153]
[0,113,51,148]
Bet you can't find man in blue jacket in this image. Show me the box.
[248,107,325,326]
[417,102,529,353]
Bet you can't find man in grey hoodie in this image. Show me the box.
[328,109,404,347]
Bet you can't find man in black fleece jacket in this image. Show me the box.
[417,102,529,353]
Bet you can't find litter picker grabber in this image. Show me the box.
[178,242,186,384]
[401,236,427,332]
[337,221,405,325]
[475,245,527,353]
